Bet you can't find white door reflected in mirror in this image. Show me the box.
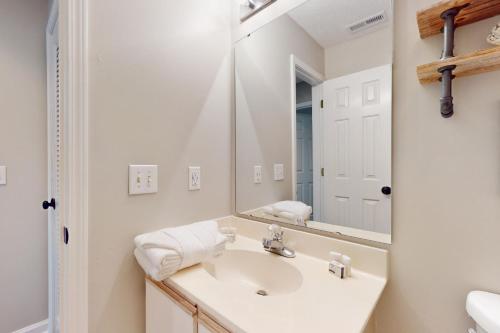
[322,65,391,235]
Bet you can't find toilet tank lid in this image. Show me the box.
[467,291,500,332]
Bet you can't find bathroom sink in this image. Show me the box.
[202,249,302,296]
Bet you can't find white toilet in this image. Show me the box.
[466,291,500,333]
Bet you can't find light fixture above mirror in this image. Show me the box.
[239,0,277,22]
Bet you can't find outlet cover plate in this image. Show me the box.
[0,166,6,185]
[254,165,262,184]
[188,166,201,191]
[273,163,284,181]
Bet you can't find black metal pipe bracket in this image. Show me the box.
[437,5,468,118]
[438,65,456,118]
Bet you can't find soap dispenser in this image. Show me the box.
[341,255,352,277]
[329,251,345,279]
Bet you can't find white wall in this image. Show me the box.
[0,0,48,332]
[374,3,500,332]
[235,14,324,212]
[86,0,233,332]
[325,25,393,79]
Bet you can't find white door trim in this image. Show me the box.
[59,0,89,332]
[311,84,323,220]
[46,2,59,331]
[47,1,58,35]
[290,55,324,203]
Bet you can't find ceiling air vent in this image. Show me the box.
[347,11,387,33]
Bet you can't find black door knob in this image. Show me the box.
[42,198,56,210]
[381,186,391,195]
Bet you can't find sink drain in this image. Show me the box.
[256,289,268,296]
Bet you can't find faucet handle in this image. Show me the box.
[268,224,283,241]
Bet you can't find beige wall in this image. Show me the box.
[235,14,324,212]
[87,0,233,332]
[0,0,48,332]
[325,25,393,79]
[374,2,500,332]
[85,1,500,332]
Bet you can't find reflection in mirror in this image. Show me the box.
[235,0,393,243]
[239,0,277,22]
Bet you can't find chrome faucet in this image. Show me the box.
[262,224,295,258]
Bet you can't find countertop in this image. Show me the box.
[165,226,387,333]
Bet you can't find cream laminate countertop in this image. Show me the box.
[165,219,387,333]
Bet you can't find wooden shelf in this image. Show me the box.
[417,0,500,39]
[417,46,500,84]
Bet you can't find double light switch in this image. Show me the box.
[129,165,158,195]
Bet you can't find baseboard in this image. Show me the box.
[11,319,48,333]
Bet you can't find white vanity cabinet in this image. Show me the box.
[146,278,197,333]
[146,278,231,333]
[197,310,231,333]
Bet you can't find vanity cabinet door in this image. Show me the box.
[198,323,212,333]
[146,279,197,333]
[197,310,231,333]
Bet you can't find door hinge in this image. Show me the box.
[320,99,324,108]
[321,168,325,176]
[63,226,69,245]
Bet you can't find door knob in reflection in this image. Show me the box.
[381,187,391,195]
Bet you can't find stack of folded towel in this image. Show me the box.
[134,220,227,281]
[262,201,312,226]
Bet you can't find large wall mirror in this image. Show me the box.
[235,0,393,243]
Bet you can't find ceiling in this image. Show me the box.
[287,0,392,48]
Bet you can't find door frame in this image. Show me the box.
[58,0,89,331]
[289,55,323,214]
[46,2,59,330]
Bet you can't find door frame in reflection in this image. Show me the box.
[290,55,324,220]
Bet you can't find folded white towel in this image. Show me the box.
[134,220,227,281]
[134,248,165,281]
[219,226,237,243]
[262,206,274,215]
[262,201,312,226]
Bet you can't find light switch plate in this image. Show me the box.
[274,163,284,181]
[0,166,6,185]
[188,166,201,191]
[254,165,262,184]
[129,165,158,195]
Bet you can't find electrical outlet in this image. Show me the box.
[129,165,158,195]
[0,166,6,185]
[274,163,284,181]
[254,165,262,184]
[188,166,201,191]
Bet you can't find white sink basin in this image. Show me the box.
[202,249,302,296]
